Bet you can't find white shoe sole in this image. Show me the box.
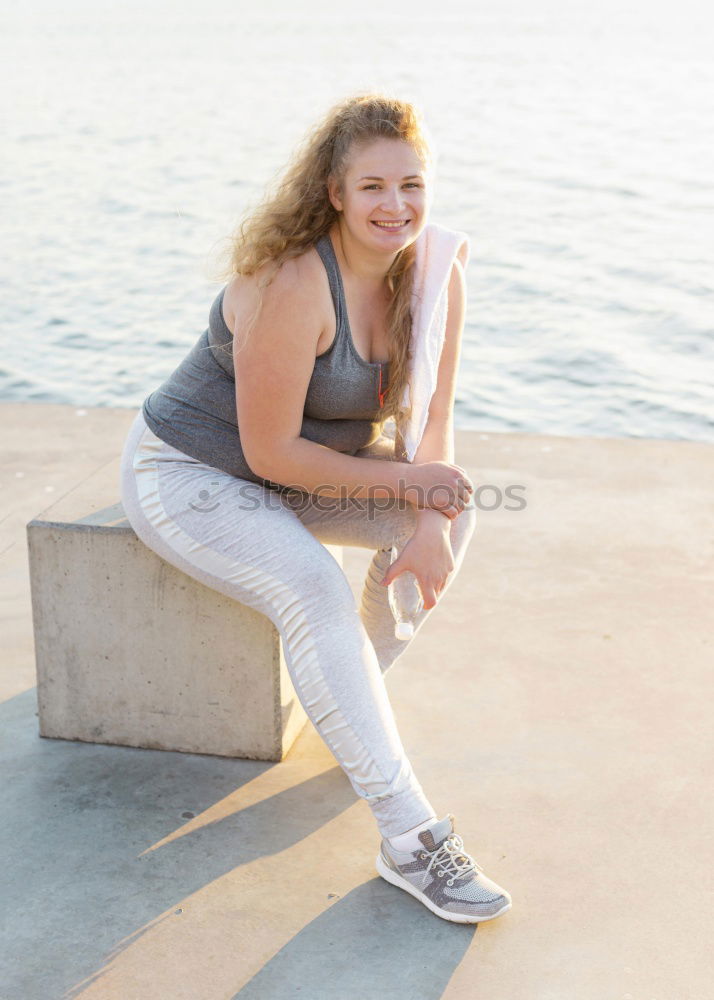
[376,853,512,924]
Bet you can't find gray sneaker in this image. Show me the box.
[376,814,512,924]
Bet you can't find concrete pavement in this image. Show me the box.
[1,403,712,999]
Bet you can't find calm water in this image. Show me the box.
[2,0,713,441]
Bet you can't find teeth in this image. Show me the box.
[373,221,407,228]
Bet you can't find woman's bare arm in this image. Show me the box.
[232,254,412,501]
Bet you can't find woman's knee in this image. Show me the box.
[369,498,418,552]
[448,501,477,558]
[311,552,356,606]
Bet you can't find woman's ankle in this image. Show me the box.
[387,815,437,853]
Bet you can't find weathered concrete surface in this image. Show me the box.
[1,402,712,1000]
[25,457,341,760]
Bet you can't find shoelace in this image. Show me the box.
[421,834,484,887]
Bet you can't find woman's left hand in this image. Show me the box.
[380,521,455,611]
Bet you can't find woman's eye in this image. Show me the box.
[362,183,422,190]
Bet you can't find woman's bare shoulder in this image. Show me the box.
[222,245,328,335]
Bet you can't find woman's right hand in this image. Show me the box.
[402,461,475,519]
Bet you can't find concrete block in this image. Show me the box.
[26,457,342,761]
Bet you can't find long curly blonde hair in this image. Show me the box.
[212,92,433,432]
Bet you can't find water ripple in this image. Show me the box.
[1,1,712,442]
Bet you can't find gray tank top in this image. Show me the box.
[141,233,392,493]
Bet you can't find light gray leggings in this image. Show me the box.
[119,409,477,839]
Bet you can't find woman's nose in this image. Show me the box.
[379,187,405,213]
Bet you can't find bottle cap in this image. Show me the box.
[394,621,415,640]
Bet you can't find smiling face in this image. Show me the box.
[327,137,432,256]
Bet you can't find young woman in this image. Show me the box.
[120,94,512,924]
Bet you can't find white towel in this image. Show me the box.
[395,222,471,462]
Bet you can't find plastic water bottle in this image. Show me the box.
[387,542,424,640]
